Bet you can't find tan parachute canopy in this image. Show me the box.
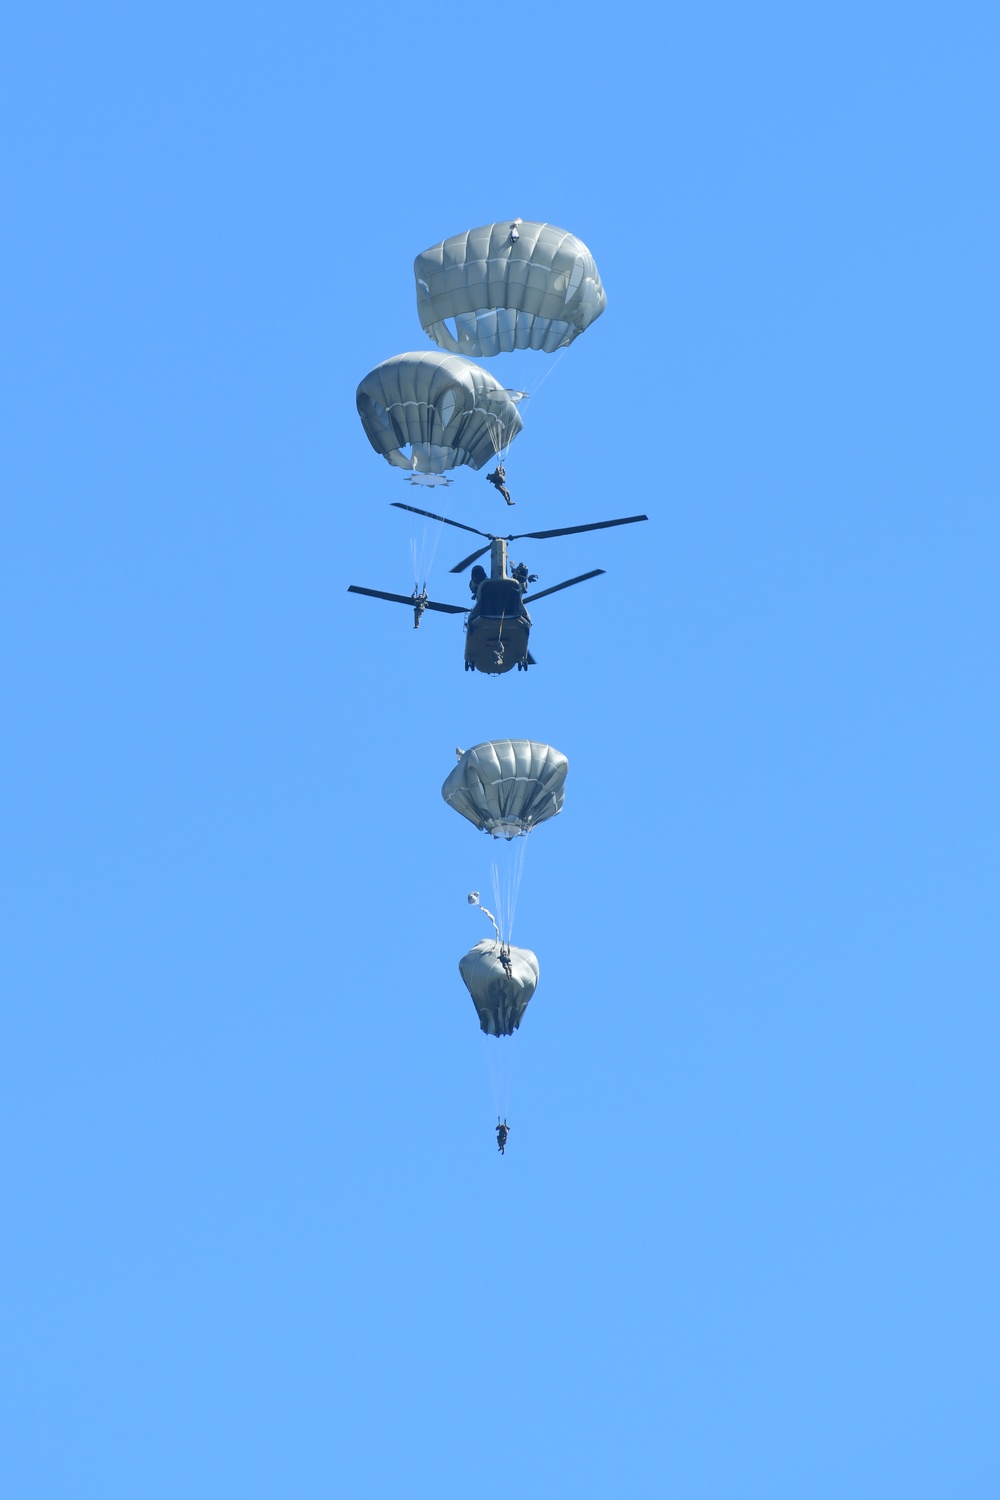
[356,351,523,476]
[459,940,539,1037]
[442,740,568,839]
[415,222,606,357]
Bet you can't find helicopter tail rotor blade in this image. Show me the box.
[515,515,649,542]
[450,543,492,573]
[390,502,489,539]
[521,569,606,603]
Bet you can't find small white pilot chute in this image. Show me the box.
[468,892,502,943]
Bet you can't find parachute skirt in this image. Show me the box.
[459,940,539,1037]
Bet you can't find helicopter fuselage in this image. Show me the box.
[464,538,532,675]
[465,578,532,674]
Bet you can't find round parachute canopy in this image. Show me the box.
[442,740,568,838]
[415,221,606,357]
[356,351,522,477]
[459,940,539,1037]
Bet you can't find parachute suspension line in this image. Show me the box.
[485,1038,513,1123]
[508,835,527,940]
[491,343,568,431]
[485,1030,518,1122]
[481,403,517,465]
[485,410,505,462]
[490,860,505,943]
[501,870,514,946]
[490,834,527,947]
[421,518,443,587]
[521,344,569,402]
[410,518,444,591]
[484,1038,502,1120]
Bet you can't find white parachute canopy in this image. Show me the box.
[415,222,607,357]
[356,351,522,477]
[442,740,568,839]
[459,940,539,1037]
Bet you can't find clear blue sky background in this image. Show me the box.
[4,3,997,1496]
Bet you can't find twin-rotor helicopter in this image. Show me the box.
[348,502,648,675]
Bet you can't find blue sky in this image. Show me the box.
[4,2,998,1495]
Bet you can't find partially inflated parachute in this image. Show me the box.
[415,221,606,357]
[442,740,568,838]
[356,351,522,478]
[459,940,539,1037]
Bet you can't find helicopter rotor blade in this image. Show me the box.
[449,515,648,573]
[348,585,419,606]
[521,569,606,603]
[347,585,466,614]
[450,543,493,573]
[390,502,489,539]
[514,514,649,542]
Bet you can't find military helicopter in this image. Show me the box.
[348,502,648,674]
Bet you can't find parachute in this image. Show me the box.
[415,222,607,357]
[459,940,539,1037]
[356,351,522,479]
[442,740,568,839]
